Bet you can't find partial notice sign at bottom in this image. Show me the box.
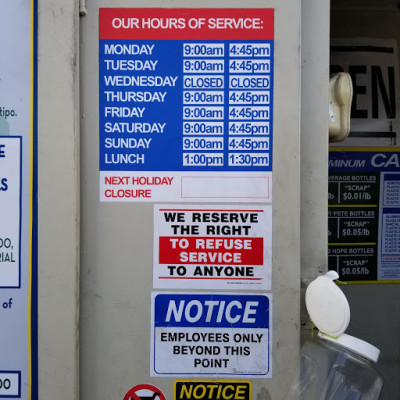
[151,292,271,377]
[174,380,251,400]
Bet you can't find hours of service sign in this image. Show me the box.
[99,8,274,202]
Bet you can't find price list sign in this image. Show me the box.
[329,149,400,282]
[99,9,274,202]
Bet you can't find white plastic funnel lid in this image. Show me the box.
[305,271,350,337]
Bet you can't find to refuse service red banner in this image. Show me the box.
[159,236,264,265]
[99,8,274,40]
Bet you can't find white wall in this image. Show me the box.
[80,1,303,399]
[38,0,80,398]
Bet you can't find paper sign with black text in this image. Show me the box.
[151,292,272,377]
[330,38,400,146]
[153,205,271,290]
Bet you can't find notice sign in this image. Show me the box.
[329,148,400,281]
[0,138,21,287]
[174,380,251,400]
[151,293,271,377]
[154,205,271,290]
[99,8,274,202]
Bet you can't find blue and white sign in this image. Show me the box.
[99,9,274,202]
[329,148,400,281]
[0,1,38,398]
[0,137,21,288]
[151,292,272,377]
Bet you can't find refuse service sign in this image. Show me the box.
[150,292,272,377]
[153,205,272,290]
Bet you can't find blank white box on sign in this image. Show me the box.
[0,371,21,396]
[181,176,270,199]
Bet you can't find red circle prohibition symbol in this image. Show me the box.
[124,384,166,400]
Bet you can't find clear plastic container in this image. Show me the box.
[286,272,384,400]
[294,333,383,400]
